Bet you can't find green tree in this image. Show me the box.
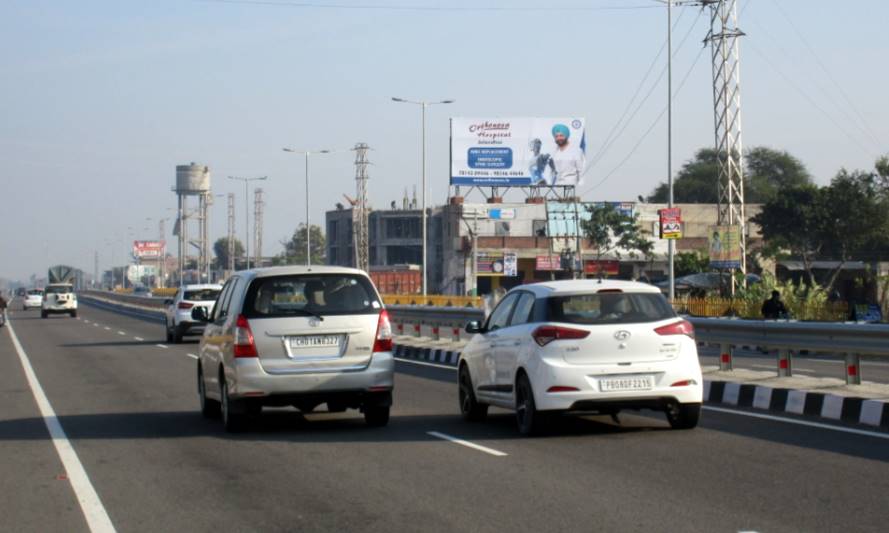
[276,224,326,266]
[213,237,244,270]
[581,203,653,276]
[648,146,813,203]
[674,251,710,277]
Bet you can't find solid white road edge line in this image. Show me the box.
[5,322,116,533]
[395,357,457,371]
[703,406,889,440]
[427,431,508,457]
[155,344,168,349]
[185,353,198,360]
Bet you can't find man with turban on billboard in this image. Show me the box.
[550,123,585,186]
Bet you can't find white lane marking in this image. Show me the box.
[427,431,508,457]
[155,344,168,349]
[117,331,126,336]
[4,322,117,532]
[185,353,198,360]
[395,357,458,371]
[103,327,111,331]
[93,323,100,327]
[703,405,889,440]
[133,337,144,342]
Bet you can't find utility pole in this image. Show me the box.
[667,0,676,301]
[254,187,264,267]
[158,218,166,288]
[227,193,236,273]
[353,142,371,272]
[704,0,747,294]
[228,176,268,270]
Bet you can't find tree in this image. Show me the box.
[276,224,326,266]
[581,203,654,276]
[213,237,244,270]
[647,146,813,204]
[675,251,711,277]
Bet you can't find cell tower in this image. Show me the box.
[253,187,264,267]
[174,163,211,285]
[227,193,236,272]
[352,143,371,272]
[704,0,747,292]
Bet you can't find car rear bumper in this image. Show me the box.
[529,356,703,412]
[43,304,77,312]
[228,351,395,399]
[175,321,205,335]
[24,301,42,308]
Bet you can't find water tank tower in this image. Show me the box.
[174,163,212,283]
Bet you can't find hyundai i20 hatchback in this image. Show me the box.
[459,280,703,435]
[193,266,394,432]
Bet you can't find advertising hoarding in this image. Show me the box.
[658,208,682,239]
[133,241,165,259]
[451,118,586,187]
[584,260,620,276]
[708,225,741,269]
[535,255,562,271]
[477,251,518,277]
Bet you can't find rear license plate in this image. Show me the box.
[599,375,654,392]
[289,335,341,349]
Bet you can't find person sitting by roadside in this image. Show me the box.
[761,290,788,320]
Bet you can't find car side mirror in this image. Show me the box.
[191,306,209,323]
[164,299,173,306]
[465,320,484,334]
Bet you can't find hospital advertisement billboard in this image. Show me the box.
[450,118,586,187]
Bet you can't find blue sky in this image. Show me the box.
[2,0,888,281]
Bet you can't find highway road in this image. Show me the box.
[2,302,889,532]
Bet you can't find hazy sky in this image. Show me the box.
[2,0,887,282]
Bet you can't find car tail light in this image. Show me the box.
[655,320,695,339]
[233,314,258,358]
[373,309,393,353]
[178,302,194,309]
[670,379,697,387]
[532,325,590,346]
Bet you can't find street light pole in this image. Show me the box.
[283,148,335,267]
[228,176,268,270]
[391,97,455,297]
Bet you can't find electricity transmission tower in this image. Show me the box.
[253,188,264,267]
[703,0,747,293]
[352,143,371,272]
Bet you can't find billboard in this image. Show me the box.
[477,251,518,277]
[133,240,165,259]
[708,225,741,269]
[658,208,682,239]
[451,118,586,187]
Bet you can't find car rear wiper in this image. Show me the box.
[286,308,325,321]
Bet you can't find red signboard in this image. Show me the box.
[584,260,620,276]
[658,208,682,239]
[535,255,562,271]
[133,240,166,259]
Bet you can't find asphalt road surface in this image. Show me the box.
[2,302,888,532]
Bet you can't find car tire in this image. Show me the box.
[666,403,701,430]
[172,325,184,344]
[459,365,488,421]
[515,372,546,436]
[70,310,77,318]
[198,365,220,418]
[41,311,47,319]
[165,321,174,343]
[220,377,246,432]
[363,405,390,427]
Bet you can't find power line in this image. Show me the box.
[198,0,660,12]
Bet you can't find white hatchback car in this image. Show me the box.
[41,284,78,318]
[459,280,703,435]
[164,284,223,343]
[23,289,44,310]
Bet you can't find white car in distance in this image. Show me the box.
[41,284,77,318]
[23,289,44,310]
[164,284,223,343]
[459,280,703,435]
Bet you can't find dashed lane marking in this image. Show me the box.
[103,327,111,331]
[5,321,116,532]
[427,431,508,457]
[155,344,169,349]
[117,331,126,336]
[186,353,198,360]
[134,337,144,342]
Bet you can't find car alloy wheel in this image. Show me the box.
[459,366,488,421]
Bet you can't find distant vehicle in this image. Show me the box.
[48,265,76,284]
[458,280,703,435]
[132,285,153,297]
[23,289,44,310]
[191,266,394,432]
[15,287,27,297]
[163,284,222,343]
[42,284,77,318]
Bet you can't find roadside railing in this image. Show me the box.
[673,297,850,322]
[382,294,482,308]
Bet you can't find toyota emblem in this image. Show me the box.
[614,330,631,341]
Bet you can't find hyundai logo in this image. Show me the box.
[614,330,631,341]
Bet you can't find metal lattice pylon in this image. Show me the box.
[705,0,746,291]
[226,193,236,272]
[353,143,371,272]
[253,188,264,267]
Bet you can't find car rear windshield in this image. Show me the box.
[45,285,73,294]
[184,289,220,301]
[28,290,43,295]
[243,274,381,318]
[545,292,675,325]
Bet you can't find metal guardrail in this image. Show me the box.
[382,294,483,308]
[84,290,889,385]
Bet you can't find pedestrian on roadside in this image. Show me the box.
[761,290,788,320]
[0,293,7,327]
